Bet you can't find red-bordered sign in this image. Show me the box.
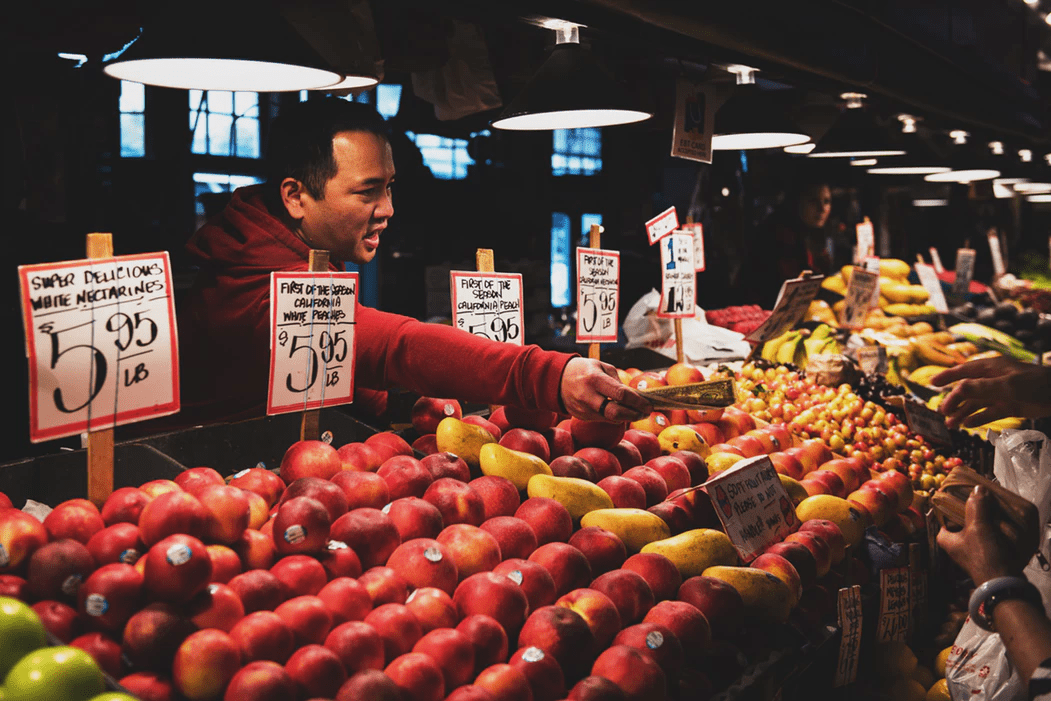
[450,271,524,345]
[645,206,679,245]
[576,248,619,344]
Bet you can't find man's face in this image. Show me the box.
[296,130,395,264]
[799,185,832,229]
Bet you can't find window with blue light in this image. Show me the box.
[551,212,571,307]
[119,81,146,158]
[375,84,402,120]
[580,214,603,247]
[405,131,474,180]
[189,90,260,158]
[192,173,263,229]
[552,128,602,176]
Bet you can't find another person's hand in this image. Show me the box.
[937,486,1025,587]
[932,357,1051,428]
[560,358,651,423]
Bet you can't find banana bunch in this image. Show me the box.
[806,299,839,327]
[905,364,952,388]
[760,324,840,366]
[927,392,1025,440]
[910,333,967,367]
[949,322,1037,362]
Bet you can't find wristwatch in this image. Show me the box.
[968,576,1043,631]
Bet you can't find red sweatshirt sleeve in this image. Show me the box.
[354,304,575,413]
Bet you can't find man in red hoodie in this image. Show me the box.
[175,97,648,427]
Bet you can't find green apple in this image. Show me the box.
[3,646,104,701]
[0,597,47,680]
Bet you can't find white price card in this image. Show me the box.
[903,399,952,446]
[450,271,524,345]
[988,230,1006,278]
[670,79,715,164]
[876,566,911,642]
[679,223,706,272]
[645,206,679,246]
[657,232,696,319]
[864,256,881,307]
[952,248,976,297]
[702,455,798,562]
[841,267,879,329]
[835,586,863,687]
[929,247,945,274]
[914,263,948,313]
[268,272,358,415]
[854,218,875,264]
[576,247,619,344]
[19,253,179,443]
[744,275,824,344]
[857,345,888,375]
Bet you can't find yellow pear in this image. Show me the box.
[527,474,614,522]
[435,417,496,468]
[640,528,738,578]
[478,443,552,490]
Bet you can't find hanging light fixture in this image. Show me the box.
[710,65,810,150]
[808,93,906,158]
[866,115,949,176]
[491,20,652,130]
[784,143,816,154]
[103,3,356,92]
[925,168,1000,183]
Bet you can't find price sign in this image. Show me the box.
[841,267,879,329]
[952,248,976,297]
[855,218,875,264]
[645,206,679,245]
[19,253,179,442]
[657,233,695,319]
[864,256,881,307]
[744,275,824,344]
[857,345,888,375]
[988,230,1006,278]
[670,79,715,164]
[679,223,706,272]
[835,585,863,687]
[268,272,357,415]
[702,455,798,562]
[576,247,619,344]
[450,271,524,345]
[876,566,911,642]
[915,263,949,313]
[929,247,945,274]
[903,399,952,446]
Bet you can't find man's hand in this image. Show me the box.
[932,357,1051,428]
[560,358,651,423]
[937,486,1022,586]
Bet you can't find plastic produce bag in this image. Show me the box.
[622,290,751,361]
[945,429,1051,701]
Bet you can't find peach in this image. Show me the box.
[358,565,411,606]
[610,441,643,472]
[690,422,726,450]
[568,527,627,576]
[762,541,817,589]
[590,570,654,625]
[613,622,683,678]
[643,457,691,493]
[475,663,533,701]
[630,411,671,437]
[876,469,915,513]
[556,588,623,652]
[665,362,703,386]
[528,542,593,597]
[517,603,594,674]
[318,577,372,625]
[492,558,557,611]
[848,483,895,527]
[471,476,522,520]
[500,428,552,462]
[423,478,486,527]
[742,429,778,454]
[143,533,212,603]
[550,455,599,482]
[751,553,802,606]
[334,669,402,700]
[77,563,143,632]
[272,496,331,555]
[331,470,390,510]
[542,426,576,460]
[139,479,182,499]
[622,429,662,464]
[386,538,459,595]
[364,602,423,664]
[647,500,693,535]
[568,675,627,700]
[331,507,401,569]
[516,498,573,545]
[708,443,744,457]
[280,440,341,482]
[138,491,210,546]
[378,455,434,500]
[319,540,363,579]
[510,647,566,701]
[454,572,530,637]
[457,614,510,673]
[622,553,682,602]
[228,467,285,508]
[241,489,270,530]
[223,660,295,701]
[465,414,504,441]
[503,406,559,431]
[42,499,104,545]
[597,476,647,510]
[798,519,846,563]
[404,586,458,632]
[229,609,294,664]
[629,372,665,391]
[481,516,538,560]
[591,644,666,701]
[437,524,502,581]
[337,442,385,472]
[274,594,332,646]
[228,569,288,613]
[280,476,349,520]
[101,487,152,526]
[420,452,471,483]
[784,530,833,577]
[413,627,476,690]
[234,528,276,571]
[412,433,439,456]
[805,470,847,498]
[25,538,94,602]
[173,466,225,496]
[270,554,327,597]
[817,459,861,493]
[385,651,445,701]
[677,576,742,637]
[574,448,622,480]
[366,431,415,460]
[726,434,766,458]
[285,644,347,699]
[620,466,669,506]
[324,620,386,674]
[769,452,806,481]
[412,396,464,434]
[643,600,711,652]
[799,476,831,498]
[186,582,244,632]
[385,497,445,541]
[172,628,241,701]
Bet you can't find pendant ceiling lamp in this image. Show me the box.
[491,22,652,131]
[103,2,360,92]
[923,137,1001,184]
[711,66,810,150]
[866,115,949,176]
[809,93,906,159]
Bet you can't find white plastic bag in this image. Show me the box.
[622,290,752,361]
[623,290,673,351]
[945,429,1051,701]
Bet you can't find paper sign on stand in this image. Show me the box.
[863,256,881,307]
[450,271,524,345]
[903,400,952,446]
[702,455,798,562]
[988,229,1006,278]
[914,263,948,313]
[876,566,911,642]
[835,585,863,687]
[576,246,619,344]
[670,79,715,164]
[841,267,879,329]
[952,248,976,298]
[854,218,875,264]
[646,206,679,245]
[657,232,696,320]
[857,345,888,375]
[744,274,824,344]
[929,247,945,274]
[19,250,180,443]
[679,223,706,272]
[267,270,358,417]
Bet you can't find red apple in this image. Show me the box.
[186,582,244,632]
[528,542,593,597]
[77,562,143,632]
[223,660,295,701]
[280,440,342,482]
[270,554,327,597]
[454,572,530,637]
[173,467,225,497]
[470,476,522,520]
[366,432,416,461]
[324,620,385,674]
[280,476,348,521]
[574,448,622,480]
[227,569,288,613]
[118,672,177,701]
[43,499,104,545]
[32,600,81,642]
[274,594,332,646]
[412,396,464,434]
[172,628,241,701]
[456,614,509,674]
[272,496,331,555]
[139,479,182,499]
[233,528,276,572]
[337,442,385,472]
[568,675,628,701]
[318,576,372,625]
[421,452,471,483]
[228,468,285,508]
[122,602,197,672]
[25,538,94,602]
[670,450,708,486]
[331,507,401,569]
[359,566,410,606]
[137,491,209,547]
[70,631,122,678]
[229,610,295,664]
[319,539,363,579]
[386,538,458,595]
[571,419,627,450]
[0,574,27,599]
[101,487,152,526]
[331,470,390,510]
[195,484,251,545]
[515,498,573,546]
[143,534,212,603]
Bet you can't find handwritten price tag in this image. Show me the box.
[835,586,863,687]
[268,272,357,415]
[745,275,824,344]
[657,233,695,319]
[679,223,706,272]
[914,263,948,313]
[702,455,798,562]
[903,400,952,445]
[855,218,875,264]
[952,248,976,297]
[450,272,524,345]
[19,253,179,442]
[988,230,1006,278]
[645,206,679,245]
[876,566,911,642]
[841,267,879,329]
[857,345,887,375]
[929,247,945,274]
[576,248,619,344]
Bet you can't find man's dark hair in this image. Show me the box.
[266,97,389,200]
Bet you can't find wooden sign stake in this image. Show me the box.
[85,233,115,507]
[299,249,330,442]
[587,225,603,361]
[476,249,501,415]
